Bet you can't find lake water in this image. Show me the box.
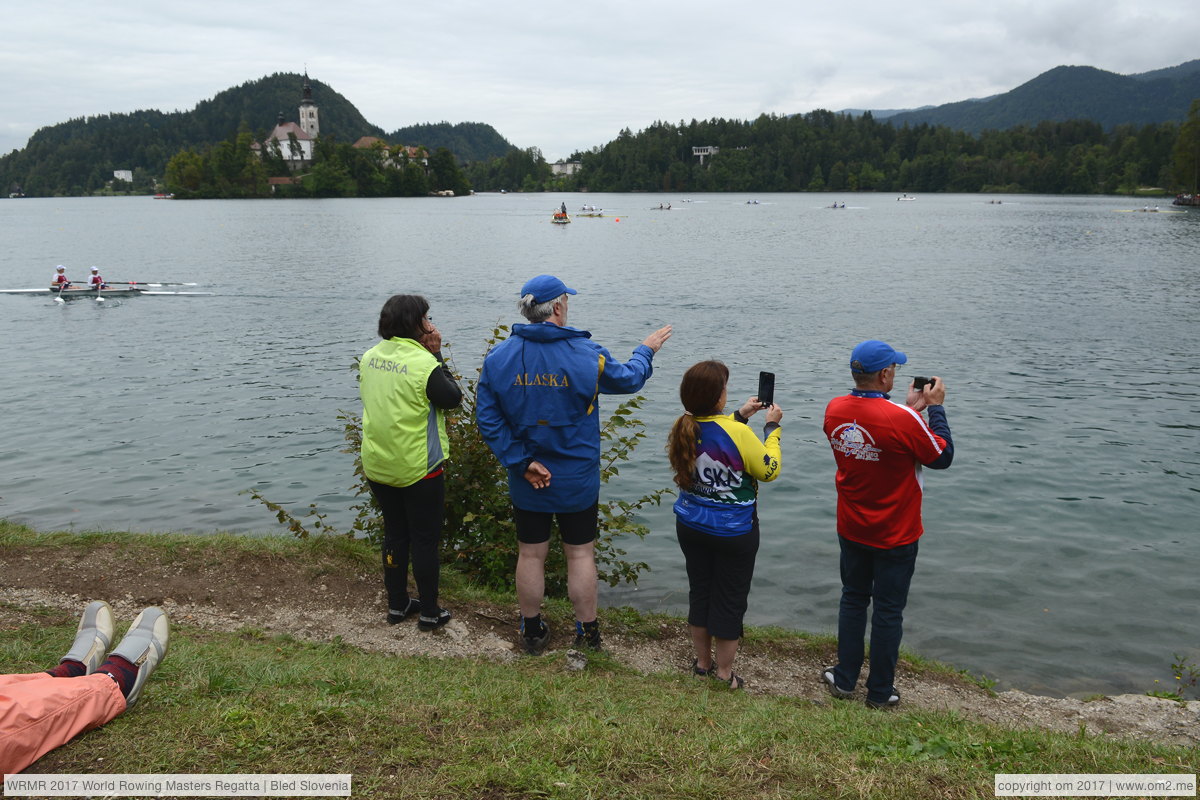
[1,193,1196,697]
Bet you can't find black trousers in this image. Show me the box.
[368,474,444,618]
[675,518,760,640]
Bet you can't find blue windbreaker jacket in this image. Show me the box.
[476,322,656,512]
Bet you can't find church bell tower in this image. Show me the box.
[299,72,319,138]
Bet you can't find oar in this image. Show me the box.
[104,281,198,287]
[53,283,70,304]
[94,282,105,304]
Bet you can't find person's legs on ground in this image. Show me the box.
[706,521,759,688]
[369,479,418,623]
[560,504,600,649]
[864,541,918,707]
[832,536,874,693]
[563,541,599,647]
[401,474,451,631]
[687,626,713,674]
[514,506,553,653]
[677,520,718,672]
[0,672,126,774]
[0,605,168,774]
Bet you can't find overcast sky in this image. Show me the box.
[2,1,1196,161]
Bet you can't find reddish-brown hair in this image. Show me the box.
[666,360,729,490]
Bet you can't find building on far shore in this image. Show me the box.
[252,73,320,170]
[550,161,581,176]
[352,136,429,169]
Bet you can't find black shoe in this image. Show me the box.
[521,619,550,655]
[387,598,420,625]
[573,620,602,650]
[822,667,856,700]
[866,690,901,709]
[417,608,452,632]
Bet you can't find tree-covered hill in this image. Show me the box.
[0,74,506,197]
[570,109,1190,195]
[387,122,514,163]
[885,60,1200,134]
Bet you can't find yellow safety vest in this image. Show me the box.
[359,337,449,487]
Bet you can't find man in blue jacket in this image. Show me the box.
[477,274,672,655]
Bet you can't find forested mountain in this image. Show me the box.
[569,111,1187,195]
[885,60,1200,133]
[387,122,513,163]
[0,74,503,197]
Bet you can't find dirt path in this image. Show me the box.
[1,541,1196,748]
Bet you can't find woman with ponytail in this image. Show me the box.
[667,360,782,689]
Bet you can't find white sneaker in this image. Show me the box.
[822,667,856,700]
[866,690,901,709]
[61,601,114,674]
[109,607,169,706]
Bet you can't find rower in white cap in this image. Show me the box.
[88,266,108,290]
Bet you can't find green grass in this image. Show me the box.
[5,619,1194,799]
[2,521,1197,797]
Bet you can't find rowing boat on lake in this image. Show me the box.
[0,286,213,299]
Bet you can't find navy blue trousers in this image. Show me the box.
[832,535,919,705]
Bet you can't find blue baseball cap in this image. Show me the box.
[850,339,907,373]
[520,274,577,303]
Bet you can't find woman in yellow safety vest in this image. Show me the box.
[359,295,463,632]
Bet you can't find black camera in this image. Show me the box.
[912,376,936,391]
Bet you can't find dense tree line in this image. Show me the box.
[163,129,471,199]
[564,109,1195,195]
[0,73,498,197]
[464,147,556,192]
[388,122,514,164]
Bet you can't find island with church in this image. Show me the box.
[160,73,472,199]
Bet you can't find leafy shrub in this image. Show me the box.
[251,326,669,595]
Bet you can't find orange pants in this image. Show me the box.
[0,672,126,774]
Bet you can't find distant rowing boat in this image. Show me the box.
[0,286,213,299]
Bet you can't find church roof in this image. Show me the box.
[267,122,312,142]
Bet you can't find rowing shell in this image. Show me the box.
[0,287,213,298]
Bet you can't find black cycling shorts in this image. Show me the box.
[513,503,598,545]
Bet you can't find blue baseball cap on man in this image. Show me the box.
[520,274,577,304]
[850,339,908,373]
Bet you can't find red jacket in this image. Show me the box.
[824,392,949,548]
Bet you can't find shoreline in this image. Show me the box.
[1,522,1196,748]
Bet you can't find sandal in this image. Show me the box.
[387,598,420,625]
[418,607,452,632]
[714,671,744,690]
[691,658,712,676]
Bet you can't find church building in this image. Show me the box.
[253,74,320,170]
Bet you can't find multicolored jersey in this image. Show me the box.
[52,272,69,285]
[673,414,781,536]
[823,392,951,548]
[89,274,105,288]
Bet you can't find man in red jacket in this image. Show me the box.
[822,339,953,708]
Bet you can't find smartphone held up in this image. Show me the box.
[757,371,775,408]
